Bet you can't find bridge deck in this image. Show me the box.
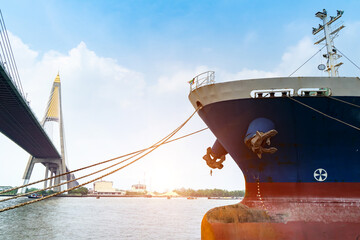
[0,65,60,159]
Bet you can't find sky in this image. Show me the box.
[1,0,360,192]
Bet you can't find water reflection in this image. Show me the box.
[0,197,239,240]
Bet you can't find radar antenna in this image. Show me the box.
[313,9,344,77]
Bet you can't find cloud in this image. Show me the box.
[9,34,146,117]
[276,36,319,76]
[154,65,210,93]
[215,36,321,82]
[6,32,39,68]
[2,33,151,187]
[218,68,278,81]
[3,33,230,193]
[1,32,323,191]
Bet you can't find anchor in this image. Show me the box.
[203,147,226,169]
[203,139,228,169]
[245,129,278,159]
[244,118,278,159]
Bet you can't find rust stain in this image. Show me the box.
[206,203,272,223]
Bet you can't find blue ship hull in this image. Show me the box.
[189,75,360,239]
[198,96,360,185]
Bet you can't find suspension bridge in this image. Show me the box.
[0,11,77,193]
[0,11,206,213]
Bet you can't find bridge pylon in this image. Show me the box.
[19,73,75,193]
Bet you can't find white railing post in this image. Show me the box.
[189,71,215,92]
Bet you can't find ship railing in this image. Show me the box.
[189,71,215,92]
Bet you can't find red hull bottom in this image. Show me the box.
[202,220,360,240]
[201,198,360,240]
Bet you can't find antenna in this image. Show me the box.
[313,9,344,77]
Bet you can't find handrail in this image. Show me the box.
[189,71,215,92]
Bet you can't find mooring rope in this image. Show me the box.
[0,149,145,203]
[0,127,208,196]
[287,96,360,131]
[0,108,200,212]
[0,125,207,202]
[326,96,360,108]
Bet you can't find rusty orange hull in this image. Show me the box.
[202,219,360,240]
[201,198,360,240]
[189,74,360,239]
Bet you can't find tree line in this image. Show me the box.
[0,187,89,196]
[173,188,245,197]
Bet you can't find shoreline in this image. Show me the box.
[1,194,242,199]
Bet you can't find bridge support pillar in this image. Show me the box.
[49,168,54,190]
[18,179,29,194]
[20,158,64,193]
[44,164,49,189]
[19,74,78,195]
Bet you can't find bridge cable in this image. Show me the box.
[0,108,200,212]
[287,96,360,131]
[0,10,24,97]
[0,10,24,96]
[0,23,16,87]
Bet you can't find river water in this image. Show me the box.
[0,196,239,240]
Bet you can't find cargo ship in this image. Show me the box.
[188,9,360,239]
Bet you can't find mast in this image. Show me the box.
[313,9,344,77]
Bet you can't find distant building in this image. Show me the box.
[131,184,146,193]
[93,181,125,195]
[94,181,116,193]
